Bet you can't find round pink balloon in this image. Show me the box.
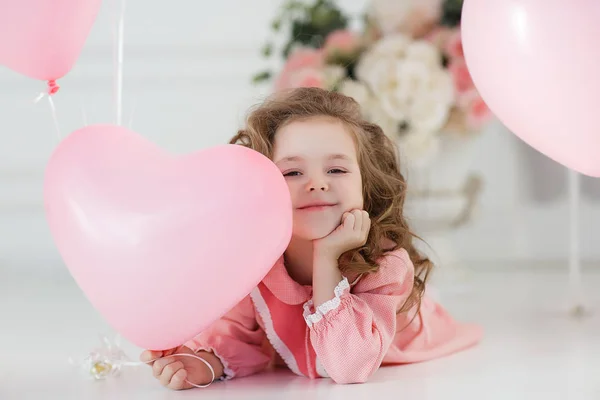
[0,0,102,80]
[462,0,600,177]
[43,125,293,350]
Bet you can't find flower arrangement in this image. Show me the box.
[253,0,493,166]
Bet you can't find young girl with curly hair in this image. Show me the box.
[141,87,482,389]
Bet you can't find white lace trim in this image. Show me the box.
[303,277,350,328]
[249,287,303,377]
[210,347,236,381]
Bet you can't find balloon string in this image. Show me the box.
[33,80,62,142]
[47,94,61,142]
[568,168,584,315]
[114,0,125,125]
[127,97,137,129]
[131,352,216,388]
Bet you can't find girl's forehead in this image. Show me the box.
[274,135,358,165]
[274,119,357,151]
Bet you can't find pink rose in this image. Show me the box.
[276,67,325,91]
[425,27,465,62]
[460,89,493,130]
[283,47,324,71]
[424,26,453,49]
[448,59,474,94]
[289,67,325,89]
[444,29,464,60]
[324,30,361,55]
[275,48,325,91]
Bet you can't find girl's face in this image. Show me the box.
[273,117,364,240]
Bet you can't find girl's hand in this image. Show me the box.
[313,209,371,262]
[140,346,215,390]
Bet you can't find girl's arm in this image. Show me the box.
[312,254,344,308]
[306,249,413,384]
[184,295,271,380]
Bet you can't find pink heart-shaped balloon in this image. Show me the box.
[462,0,600,177]
[43,125,292,350]
[0,0,102,80]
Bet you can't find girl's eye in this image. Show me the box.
[328,168,346,174]
[283,171,301,177]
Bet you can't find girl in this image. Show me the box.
[141,87,483,388]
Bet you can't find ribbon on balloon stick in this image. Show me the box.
[33,80,62,141]
[68,335,216,388]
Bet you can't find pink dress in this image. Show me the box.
[185,248,483,384]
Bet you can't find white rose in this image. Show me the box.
[323,65,347,89]
[364,100,400,140]
[356,58,411,122]
[376,59,434,122]
[355,34,411,83]
[405,40,442,69]
[338,79,371,108]
[409,93,452,133]
[357,58,397,102]
[396,59,433,102]
[369,34,412,57]
[379,93,409,122]
[402,66,454,133]
[353,33,455,148]
[369,0,442,37]
[355,50,388,86]
[427,69,455,106]
[369,0,416,34]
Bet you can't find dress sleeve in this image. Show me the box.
[302,249,414,384]
[184,295,271,380]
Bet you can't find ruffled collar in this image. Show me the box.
[261,256,363,305]
[261,256,313,305]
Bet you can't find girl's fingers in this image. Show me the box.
[351,209,363,231]
[361,210,371,235]
[343,212,355,230]
[160,361,184,387]
[153,357,175,377]
[169,368,188,390]
[141,350,163,364]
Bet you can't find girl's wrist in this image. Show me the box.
[313,245,340,265]
[313,253,339,270]
[195,350,225,382]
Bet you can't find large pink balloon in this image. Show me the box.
[462,0,600,177]
[43,125,293,350]
[0,0,102,80]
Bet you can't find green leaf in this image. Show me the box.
[285,0,304,11]
[310,0,348,30]
[283,40,295,58]
[292,21,313,44]
[252,71,272,84]
[262,43,273,57]
[441,0,463,27]
[271,19,282,31]
[278,0,351,57]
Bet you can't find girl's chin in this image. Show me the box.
[292,223,337,241]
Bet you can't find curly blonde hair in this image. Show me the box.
[230,87,432,313]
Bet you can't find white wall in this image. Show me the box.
[1,0,599,269]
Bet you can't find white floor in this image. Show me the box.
[2,262,599,400]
